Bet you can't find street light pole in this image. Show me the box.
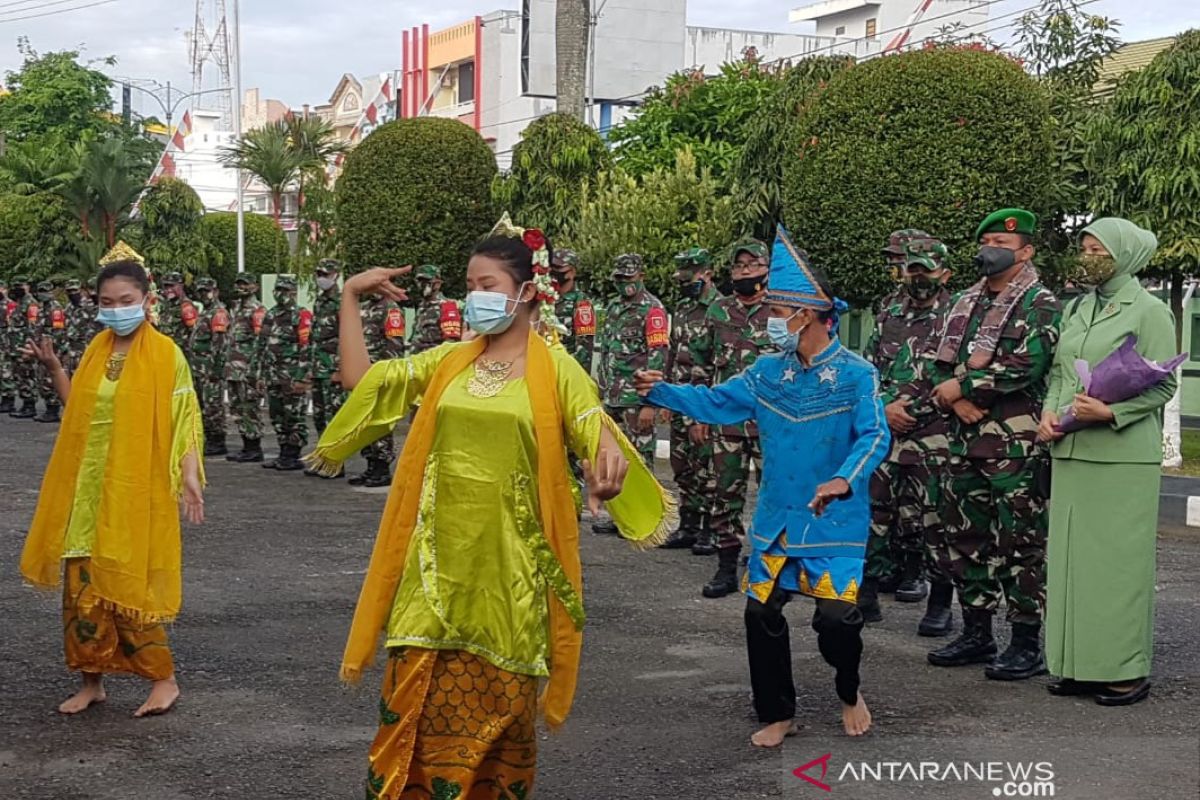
[231,0,245,275]
[586,0,610,129]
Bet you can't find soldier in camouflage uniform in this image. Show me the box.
[8,275,41,418]
[190,277,231,456]
[62,278,98,377]
[226,275,268,463]
[347,290,408,488]
[661,247,723,554]
[861,236,955,631]
[31,280,67,423]
[309,259,345,440]
[258,275,314,471]
[156,272,199,362]
[550,248,598,372]
[410,264,462,353]
[594,253,669,534]
[917,209,1062,681]
[0,280,14,413]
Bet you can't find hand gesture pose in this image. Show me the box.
[582,447,630,517]
[20,336,62,372]
[343,267,412,303]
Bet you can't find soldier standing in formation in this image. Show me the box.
[920,208,1061,681]
[309,259,344,441]
[156,272,199,362]
[226,275,268,463]
[410,264,462,353]
[550,248,597,372]
[257,275,314,471]
[191,277,231,457]
[0,280,14,412]
[62,278,98,378]
[689,238,775,598]
[9,276,41,419]
[661,247,723,554]
[861,234,954,632]
[595,253,669,536]
[347,286,408,488]
[32,280,67,423]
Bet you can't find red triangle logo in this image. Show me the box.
[793,753,833,792]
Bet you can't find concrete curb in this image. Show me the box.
[1160,474,1200,534]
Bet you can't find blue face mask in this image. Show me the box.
[464,284,528,335]
[97,303,146,336]
[767,311,804,352]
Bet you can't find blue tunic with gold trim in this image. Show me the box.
[647,339,889,603]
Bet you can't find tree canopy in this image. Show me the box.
[0,41,116,141]
[131,177,211,280]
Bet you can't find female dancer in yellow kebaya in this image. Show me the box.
[307,216,674,799]
[20,249,205,718]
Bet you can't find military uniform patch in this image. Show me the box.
[51,308,66,329]
[574,300,596,336]
[297,309,313,346]
[645,306,669,348]
[251,306,267,335]
[211,308,230,333]
[181,301,198,328]
[385,307,406,338]
[439,300,462,340]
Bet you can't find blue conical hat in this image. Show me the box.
[765,226,832,311]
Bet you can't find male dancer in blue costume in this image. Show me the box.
[636,228,889,742]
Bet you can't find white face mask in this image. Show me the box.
[766,311,806,352]
[464,283,529,335]
[316,276,337,291]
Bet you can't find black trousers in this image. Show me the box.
[745,586,865,722]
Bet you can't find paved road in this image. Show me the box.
[1,416,1197,799]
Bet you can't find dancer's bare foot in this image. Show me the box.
[842,692,872,736]
[133,677,179,718]
[58,674,106,715]
[751,719,799,748]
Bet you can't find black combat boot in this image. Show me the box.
[347,468,369,486]
[0,396,14,413]
[927,607,997,667]
[701,548,740,598]
[361,459,393,488]
[917,580,955,637]
[228,437,263,463]
[35,403,61,424]
[877,569,902,594]
[691,515,717,556]
[857,575,883,623]
[274,444,305,472]
[894,551,928,603]
[661,509,700,550]
[985,622,1047,681]
[204,432,228,457]
[11,401,36,419]
[591,518,619,536]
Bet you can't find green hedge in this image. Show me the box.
[782,48,1052,306]
[133,177,210,280]
[336,117,497,294]
[0,192,75,282]
[200,211,289,294]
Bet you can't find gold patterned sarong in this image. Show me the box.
[368,648,537,800]
[62,558,174,680]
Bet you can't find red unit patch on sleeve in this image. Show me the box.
[574,300,596,336]
[51,308,66,329]
[297,309,314,346]
[385,307,406,338]
[645,306,669,348]
[26,303,40,323]
[439,300,462,340]
[211,308,230,333]
[181,301,198,327]
[251,306,267,335]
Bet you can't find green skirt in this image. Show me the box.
[1045,459,1158,682]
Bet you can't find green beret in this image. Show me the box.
[194,277,217,290]
[612,253,644,277]
[882,228,933,257]
[731,237,769,260]
[674,246,713,269]
[160,271,184,286]
[903,238,949,270]
[975,208,1036,241]
[551,249,580,269]
[315,259,342,276]
[415,264,442,280]
[65,278,82,291]
[275,274,298,290]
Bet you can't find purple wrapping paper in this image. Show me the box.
[1056,335,1187,433]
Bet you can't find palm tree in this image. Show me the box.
[556,0,590,120]
[286,114,349,181]
[0,137,76,195]
[79,137,145,247]
[220,120,306,227]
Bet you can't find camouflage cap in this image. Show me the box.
[234,273,258,285]
[551,248,580,269]
[37,279,54,292]
[903,238,949,271]
[674,246,713,270]
[65,278,82,291]
[274,274,298,291]
[87,276,98,290]
[731,237,769,261]
[415,264,442,281]
[160,271,184,286]
[882,229,933,257]
[612,253,645,277]
[315,258,343,276]
[194,276,217,290]
[12,274,31,285]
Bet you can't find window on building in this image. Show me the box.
[866,18,877,38]
[1191,315,1200,361]
[520,0,530,95]
[835,25,846,36]
[458,61,476,104]
[343,94,359,112]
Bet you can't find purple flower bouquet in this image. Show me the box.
[1056,335,1187,433]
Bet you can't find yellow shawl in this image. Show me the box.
[332,330,671,728]
[21,325,185,623]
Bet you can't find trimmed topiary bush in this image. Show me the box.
[337,117,497,293]
[134,177,210,281]
[200,211,289,293]
[782,48,1053,305]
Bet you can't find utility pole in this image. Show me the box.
[586,0,610,128]
[231,0,245,274]
[555,0,590,120]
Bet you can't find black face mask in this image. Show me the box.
[974,246,1018,277]
[904,276,942,302]
[68,292,82,306]
[551,271,571,289]
[680,279,704,299]
[731,276,766,297]
[11,287,26,300]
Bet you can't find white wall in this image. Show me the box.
[684,25,878,69]
[805,0,989,47]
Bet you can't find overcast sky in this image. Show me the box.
[0,0,1191,111]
